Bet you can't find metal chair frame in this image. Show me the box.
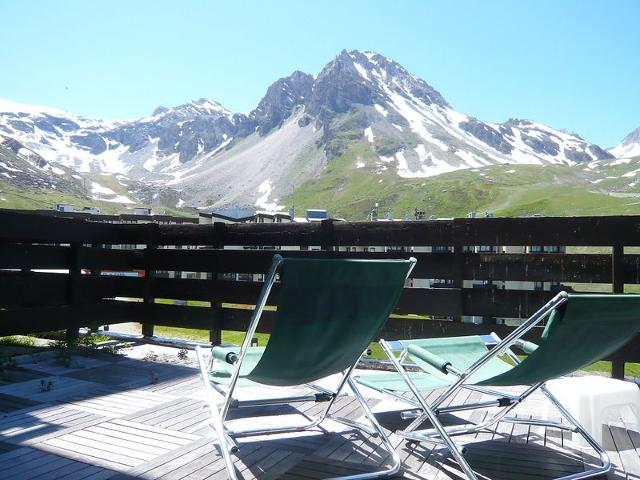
[377,291,611,480]
[196,254,417,480]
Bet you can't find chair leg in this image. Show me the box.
[539,384,611,480]
[379,341,478,480]
[423,383,611,480]
[196,347,240,480]
[322,377,402,480]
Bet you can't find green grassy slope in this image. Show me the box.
[284,147,640,220]
[0,180,124,213]
[0,177,192,217]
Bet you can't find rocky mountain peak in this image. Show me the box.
[306,49,449,122]
[620,126,640,146]
[247,70,314,135]
[150,98,232,122]
[152,106,170,116]
[306,50,379,120]
[346,50,449,108]
[611,125,640,158]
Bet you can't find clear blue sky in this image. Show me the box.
[0,0,638,147]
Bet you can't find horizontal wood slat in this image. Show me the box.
[4,210,640,246]
[5,244,640,284]
[2,209,640,370]
[0,271,562,320]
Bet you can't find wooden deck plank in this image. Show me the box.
[85,424,188,450]
[0,392,42,413]
[610,420,640,479]
[44,436,153,464]
[108,437,215,478]
[5,411,106,446]
[0,448,50,472]
[123,396,199,423]
[28,461,104,480]
[0,376,113,402]
[1,454,76,479]
[108,418,201,441]
[158,444,246,480]
[64,390,173,418]
[602,424,629,480]
[0,349,635,480]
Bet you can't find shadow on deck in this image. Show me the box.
[0,346,637,480]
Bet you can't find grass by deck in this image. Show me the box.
[140,326,640,378]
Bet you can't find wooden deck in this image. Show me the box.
[0,348,638,480]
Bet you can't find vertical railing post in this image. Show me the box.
[209,296,223,346]
[452,244,464,322]
[209,222,225,345]
[320,219,334,252]
[66,242,82,342]
[142,224,158,338]
[611,243,625,379]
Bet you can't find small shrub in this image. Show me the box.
[31,331,67,341]
[143,352,158,362]
[52,338,79,368]
[100,344,124,356]
[0,336,35,347]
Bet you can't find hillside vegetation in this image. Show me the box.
[284,148,640,219]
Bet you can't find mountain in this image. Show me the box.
[610,126,640,159]
[0,50,617,214]
[0,134,85,194]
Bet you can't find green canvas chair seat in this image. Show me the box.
[358,292,640,480]
[210,257,412,386]
[196,254,416,480]
[246,257,411,386]
[358,295,640,392]
[477,294,640,386]
[355,336,514,392]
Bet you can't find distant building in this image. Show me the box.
[294,209,329,223]
[81,206,102,215]
[54,203,75,213]
[198,208,292,225]
[133,207,152,216]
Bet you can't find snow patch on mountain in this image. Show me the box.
[374,104,388,117]
[0,50,618,208]
[611,127,640,159]
[364,127,374,143]
[255,179,284,212]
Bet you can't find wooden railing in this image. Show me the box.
[1,209,639,377]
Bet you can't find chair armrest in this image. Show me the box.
[212,346,238,364]
[515,340,539,355]
[406,344,452,373]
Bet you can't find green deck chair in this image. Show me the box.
[355,292,640,480]
[195,254,416,480]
